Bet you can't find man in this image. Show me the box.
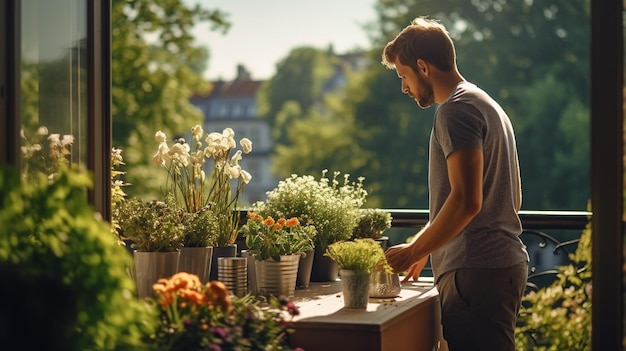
[381,17,529,351]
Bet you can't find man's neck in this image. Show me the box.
[433,70,465,104]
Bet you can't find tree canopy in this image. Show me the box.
[258,0,590,210]
[111,0,229,198]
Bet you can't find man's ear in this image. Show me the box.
[416,59,429,75]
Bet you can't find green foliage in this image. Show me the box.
[251,170,367,251]
[366,0,590,210]
[182,207,219,247]
[263,0,590,211]
[515,217,592,350]
[241,213,316,261]
[114,195,185,252]
[325,238,392,274]
[352,208,392,239]
[111,0,229,199]
[0,165,156,350]
[257,46,337,144]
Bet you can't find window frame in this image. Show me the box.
[0,0,111,218]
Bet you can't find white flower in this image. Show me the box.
[222,128,236,149]
[191,124,203,141]
[222,127,235,139]
[48,134,60,144]
[61,135,74,146]
[157,142,170,156]
[230,150,242,166]
[241,169,252,184]
[37,126,48,136]
[152,152,163,166]
[240,138,252,154]
[228,165,241,179]
[155,130,167,143]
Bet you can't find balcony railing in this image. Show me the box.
[384,209,591,291]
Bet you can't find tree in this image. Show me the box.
[257,46,337,146]
[111,0,229,198]
[365,0,590,210]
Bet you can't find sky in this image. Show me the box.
[187,0,378,81]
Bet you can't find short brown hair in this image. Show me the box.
[381,17,456,72]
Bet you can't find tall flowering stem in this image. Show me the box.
[153,125,252,246]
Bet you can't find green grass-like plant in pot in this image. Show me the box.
[324,238,392,275]
[325,238,392,308]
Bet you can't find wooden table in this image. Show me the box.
[289,279,448,351]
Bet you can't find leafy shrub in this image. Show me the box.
[515,217,592,350]
[0,165,156,350]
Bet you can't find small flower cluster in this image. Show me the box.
[252,170,367,251]
[241,212,316,261]
[20,126,74,182]
[150,272,304,351]
[153,125,253,246]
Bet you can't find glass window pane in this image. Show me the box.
[20,0,87,180]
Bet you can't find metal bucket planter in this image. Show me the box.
[178,246,213,283]
[208,244,237,281]
[255,254,300,297]
[133,251,180,299]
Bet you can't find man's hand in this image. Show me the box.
[385,244,428,282]
[401,257,429,283]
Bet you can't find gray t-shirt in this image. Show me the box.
[429,81,529,282]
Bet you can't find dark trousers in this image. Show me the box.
[436,261,528,351]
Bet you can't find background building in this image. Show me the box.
[190,64,274,206]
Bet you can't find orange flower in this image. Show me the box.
[273,223,283,231]
[286,217,300,227]
[263,217,275,226]
[277,218,287,226]
[207,280,232,311]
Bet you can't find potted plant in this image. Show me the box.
[179,207,219,282]
[240,212,316,297]
[152,125,253,281]
[114,194,185,298]
[149,272,303,350]
[325,238,392,308]
[352,208,393,249]
[251,170,367,282]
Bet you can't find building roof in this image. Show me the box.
[191,64,264,101]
